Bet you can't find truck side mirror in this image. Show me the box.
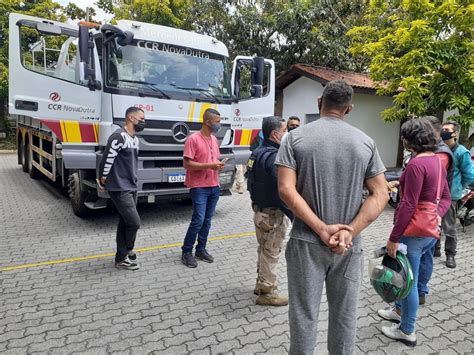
[78,25,99,90]
[78,26,90,65]
[251,57,264,97]
[101,24,134,46]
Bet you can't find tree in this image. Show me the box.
[347,0,474,130]
[97,0,368,74]
[188,0,369,74]
[96,0,192,28]
[64,3,97,21]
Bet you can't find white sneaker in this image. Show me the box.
[114,256,140,270]
[381,323,416,347]
[378,306,401,323]
[128,251,137,262]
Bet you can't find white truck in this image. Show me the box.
[9,13,275,216]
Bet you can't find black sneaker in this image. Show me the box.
[446,254,456,268]
[419,294,426,305]
[182,252,198,268]
[128,251,137,262]
[195,249,214,263]
[115,257,140,270]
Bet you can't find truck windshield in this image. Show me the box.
[106,40,231,102]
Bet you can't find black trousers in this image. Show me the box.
[437,201,457,255]
[109,191,140,262]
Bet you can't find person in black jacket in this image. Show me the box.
[98,106,145,270]
[247,116,292,306]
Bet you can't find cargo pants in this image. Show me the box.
[253,206,289,292]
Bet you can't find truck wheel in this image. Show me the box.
[28,144,41,179]
[68,172,90,217]
[20,139,28,173]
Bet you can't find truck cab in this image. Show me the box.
[9,13,275,216]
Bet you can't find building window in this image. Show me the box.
[305,113,320,124]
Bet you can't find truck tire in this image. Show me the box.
[20,139,28,173]
[68,172,90,217]
[28,144,41,179]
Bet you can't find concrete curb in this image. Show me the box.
[0,150,17,154]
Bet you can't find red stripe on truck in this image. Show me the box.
[41,120,63,141]
[79,123,97,143]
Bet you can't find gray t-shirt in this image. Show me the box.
[275,117,385,246]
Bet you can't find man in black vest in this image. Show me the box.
[247,116,293,306]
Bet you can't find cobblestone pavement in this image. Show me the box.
[1,153,473,354]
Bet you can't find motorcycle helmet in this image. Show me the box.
[370,251,414,303]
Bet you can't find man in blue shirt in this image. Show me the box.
[438,121,474,268]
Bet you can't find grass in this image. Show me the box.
[0,133,17,151]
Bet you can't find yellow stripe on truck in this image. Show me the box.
[63,121,82,143]
[198,103,218,122]
[93,123,99,143]
[60,120,68,142]
[188,102,196,122]
[241,129,252,145]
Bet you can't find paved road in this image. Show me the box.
[0,154,473,354]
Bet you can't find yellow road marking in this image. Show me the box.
[0,232,255,272]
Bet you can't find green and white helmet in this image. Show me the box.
[370,252,414,303]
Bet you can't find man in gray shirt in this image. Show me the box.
[276,80,388,355]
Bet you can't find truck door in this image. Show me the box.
[9,13,101,145]
[231,56,275,164]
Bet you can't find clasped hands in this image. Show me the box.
[319,224,354,255]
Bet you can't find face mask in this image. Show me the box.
[211,123,221,134]
[288,126,298,132]
[441,131,453,141]
[134,120,146,132]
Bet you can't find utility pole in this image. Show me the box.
[86,7,90,22]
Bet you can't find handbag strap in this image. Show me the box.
[435,156,442,206]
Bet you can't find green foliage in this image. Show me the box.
[64,3,97,21]
[348,0,474,130]
[96,0,369,74]
[96,0,192,28]
[186,0,369,74]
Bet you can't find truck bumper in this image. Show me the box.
[96,152,235,199]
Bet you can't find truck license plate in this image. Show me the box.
[168,174,185,183]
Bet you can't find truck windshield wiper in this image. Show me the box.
[113,79,171,99]
[173,86,222,104]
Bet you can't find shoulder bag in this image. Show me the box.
[403,157,442,238]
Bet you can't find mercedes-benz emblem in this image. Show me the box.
[171,122,190,143]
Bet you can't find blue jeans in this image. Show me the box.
[182,187,220,254]
[395,237,437,334]
[417,244,436,297]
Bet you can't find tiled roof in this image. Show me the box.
[276,64,380,94]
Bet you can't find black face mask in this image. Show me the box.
[134,120,146,132]
[441,131,453,141]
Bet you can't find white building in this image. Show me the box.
[276,64,400,168]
